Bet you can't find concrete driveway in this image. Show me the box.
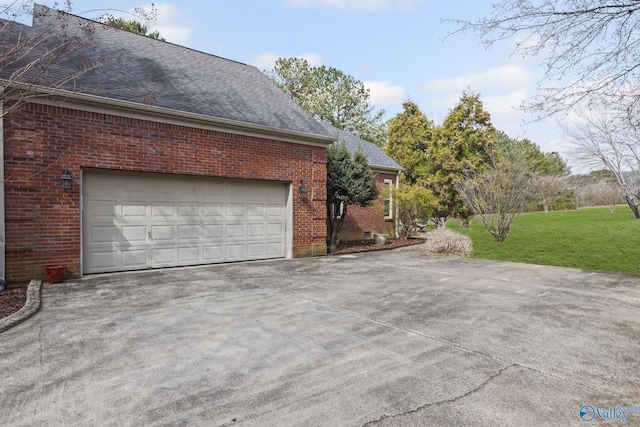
[1,246,639,426]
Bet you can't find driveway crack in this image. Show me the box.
[362,364,516,426]
[254,281,569,383]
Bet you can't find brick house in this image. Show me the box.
[322,124,402,241]
[0,6,335,283]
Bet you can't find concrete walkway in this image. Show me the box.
[1,246,639,426]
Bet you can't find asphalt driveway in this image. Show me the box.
[1,246,639,426]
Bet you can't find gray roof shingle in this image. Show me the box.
[1,5,333,140]
[319,123,401,172]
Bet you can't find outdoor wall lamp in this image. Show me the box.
[60,169,73,190]
[299,179,308,200]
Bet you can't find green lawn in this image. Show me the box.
[447,206,640,275]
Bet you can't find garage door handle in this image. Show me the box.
[148,229,152,241]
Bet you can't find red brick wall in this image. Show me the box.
[339,172,397,241]
[3,103,327,283]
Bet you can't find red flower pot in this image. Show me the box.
[44,264,67,283]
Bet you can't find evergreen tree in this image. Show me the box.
[385,100,433,184]
[427,91,497,227]
[326,143,379,251]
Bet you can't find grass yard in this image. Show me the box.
[447,206,640,275]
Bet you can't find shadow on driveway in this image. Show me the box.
[1,246,639,426]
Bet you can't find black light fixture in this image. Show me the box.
[299,179,308,200]
[60,169,73,190]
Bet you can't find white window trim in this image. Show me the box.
[384,179,393,219]
[332,201,345,219]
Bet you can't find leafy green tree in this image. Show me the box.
[385,100,433,184]
[427,91,498,227]
[268,57,387,147]
[326,142,379,252]
[393,185,437,239]
[496,132,570,176]
[100,15,165,41]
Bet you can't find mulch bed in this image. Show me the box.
[0,287,27,319]
[330,238,425,255]
[0,238,424,322]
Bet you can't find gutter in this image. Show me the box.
[369,165,403,174]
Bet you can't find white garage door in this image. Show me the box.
[82,172,289,274]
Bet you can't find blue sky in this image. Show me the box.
[14,1,567,158]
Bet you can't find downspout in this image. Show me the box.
[0,88,5,286]
[395,170,400,238]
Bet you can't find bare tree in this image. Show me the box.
[533,174,567,213]
[1,2,159,118]
[562,109,640,218]
[0,2,105,117]
[456,154,535,243]
[577,180,623,212]
[451,1,640,116]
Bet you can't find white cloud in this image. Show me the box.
[286,0,421,12]
[247,52,281,70]
[155,25,192,46]
[422,64,537,94]
[299,52,324,66]
[364,80,405,108]
[137,3,193,46]
[247,52,324,71]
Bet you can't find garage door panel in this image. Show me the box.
[204,204,224,218]
[121,225,147,243]
[179,247,201,262]
[88,200,118,218]
[226,224,245,238]
[88,226,119,244]
[152,248,175,265]
[121,250,147,268]
[226,244,245,259]
[88,250,118,270]
[178,224,200,240]
[227,204,245,217]
[151,203,175,218]
[179,204,200,217]
[204,224,223,238]
[151,225,174,241]
[122,204,147,218]
[267,205,284,217]
[247,243,266,257]
[204,245,224,261]
[267,223,284,237]
[266,242,284,256]
[248,205,265,218]
[83,173,288,274]
[248,223,264,237]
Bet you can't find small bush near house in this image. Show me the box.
[393,184,437,239]
[425,228,472,256]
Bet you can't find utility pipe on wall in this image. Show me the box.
[0,88,5,282]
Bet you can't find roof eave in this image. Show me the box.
[2,82,336,147]
[370,165,403,174]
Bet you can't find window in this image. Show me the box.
[331,202,345,218]
[384,179,393,219]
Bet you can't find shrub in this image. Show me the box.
[426,228,473,256]
[393,184,437,239]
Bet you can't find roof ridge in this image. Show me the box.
[32,4,251,68]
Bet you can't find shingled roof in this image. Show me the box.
[320,123,402,172]
[0,5,333,141]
